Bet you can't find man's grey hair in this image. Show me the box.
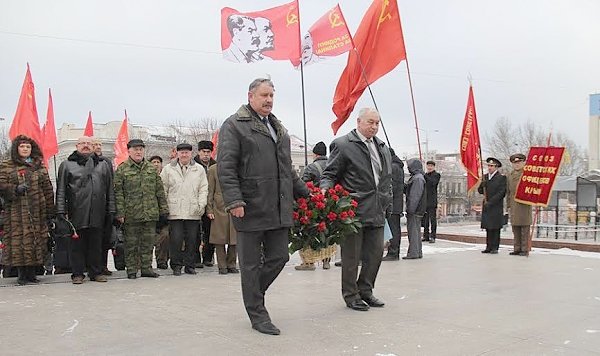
[227,14,255,36]
[249,77,275,92]
[358,108,379,119]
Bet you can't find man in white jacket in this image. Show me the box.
[160,143,208,275]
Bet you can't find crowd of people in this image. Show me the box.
[0,77,530,336]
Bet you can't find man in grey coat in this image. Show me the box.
[218,78,308,335]
[320,108,392,312]
[382,148,404,261]
[403,159,426,260]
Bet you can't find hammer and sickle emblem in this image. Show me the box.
[378,0,392,27]
[286,7,298,27]
[328,10,344,28]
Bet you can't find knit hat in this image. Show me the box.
[312,141,326,156]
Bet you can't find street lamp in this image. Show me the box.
[417,128,439,161]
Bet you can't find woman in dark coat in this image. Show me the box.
[0,135,55,284]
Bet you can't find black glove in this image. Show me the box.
[158,214,169,228]
[15,183,28,196]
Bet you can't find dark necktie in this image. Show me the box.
[366,139,382,174]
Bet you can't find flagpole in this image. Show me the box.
[52,155,58,181]
[300,62,309,167]
[404,59,422,160]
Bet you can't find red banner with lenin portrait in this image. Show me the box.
[514,146,565,207]
[221,1,300,64]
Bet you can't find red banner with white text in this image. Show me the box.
[514,146,565,207]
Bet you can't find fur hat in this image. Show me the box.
[198,140,214,151]
[312,141,326,156]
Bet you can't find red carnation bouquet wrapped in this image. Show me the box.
[288,182,361,261]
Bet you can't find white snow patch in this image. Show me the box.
[564,340,571,345]
[62,320,79,336]
[586,330,600,334]
[397,295,407,300]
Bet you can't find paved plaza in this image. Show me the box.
[1,239,600,355]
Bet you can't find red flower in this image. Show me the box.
[18,169,26,178]
[306,210,313,218]
[327,212,337,221]
[306,181,315,189]
[342,190,350,196]
[72,233,80,239]
[312,187,321,194]
[297,197,307,206]
[317,221,326,232]
[300,216,309,225]
[348,210,355,217]
[0,242,5,249]
[328,188,336,196]
[334,184,344,192]
[299,203,308,211]
[350,199,358,208]
[339,211,349,220]
[315,202,326,210]
[331,194,340,202]
[293,212,299,221]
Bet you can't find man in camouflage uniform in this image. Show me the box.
[114,139,169,279]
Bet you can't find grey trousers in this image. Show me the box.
[512,225,530,252]
[341,226,384,304]
[237,228,289,325]
[406,214,423,258]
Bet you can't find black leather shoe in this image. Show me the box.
[490,250,498,254]
[140,271,159,278]
[421,237,430,242]
[346,299,370,311]
[157,263,168,270]
[519,252,528,256]
[509,251,521,255]
[402,256,420,260]
[481,250,491,253]
[127,273,137,279]
[252,321,281,335]
[203,261,214,267]
[194,262,204,269]
[429,239,436,243]
[184,267,197,275]
[334,261,342,267]
[382,254,399,261]
[362,296,385,307]
[173,269,182,276]
[218,268,228,275]
[227,267,239,273]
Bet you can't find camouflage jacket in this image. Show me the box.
[114,157,168,222]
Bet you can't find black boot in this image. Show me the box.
[382,249,400,261]
[17,267,28,285]
[27,266,40,283]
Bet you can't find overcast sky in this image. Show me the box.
[1,0,598,157]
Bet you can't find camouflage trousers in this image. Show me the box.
[123,221,156,274]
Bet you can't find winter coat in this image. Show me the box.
[301,156,328,186]
[206,164,237,245]
[218,104,309,232]
[506,168,532,226]
[389,154,405,214]
[478,172,507,229]
[425,170,441,208]
[405,159,427,216]
[55,151,116,230]
[0,158,55,266]
[320,129,392,227]
[194,155,216,173]
[160,159,208,220]
[114,157,168,223]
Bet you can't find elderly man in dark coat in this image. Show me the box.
[56,136,116,284]
[320,107,392,312]
[218,78,308,336]
[382,148,404,261]
[478,157,507,254]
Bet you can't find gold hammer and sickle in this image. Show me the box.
[329,10,344,28]
[286,7,298,27]
[378,0,392,28]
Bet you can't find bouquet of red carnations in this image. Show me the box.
[288,181,361,259]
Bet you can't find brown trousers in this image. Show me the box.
[512,225,531,252]
[155,225,170,265]
[215,244,237,269]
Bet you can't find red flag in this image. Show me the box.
[221,0,300,64]
[9,64,43,145]
[84,111,94,136]
[331,0,407,134]
[41,89,58,165]
[210,129,219,160]
[113,111,129,168]
[295,4,353,67]
[459,85,482,193]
